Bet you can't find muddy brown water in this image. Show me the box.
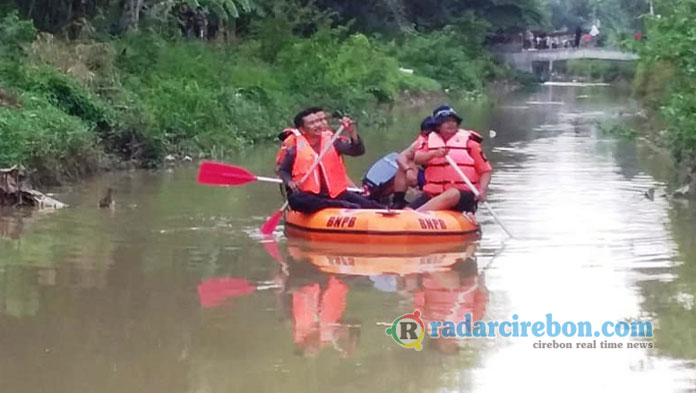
[1,85,695,392]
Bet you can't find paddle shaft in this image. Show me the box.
[297,125,347,187]
[258,175,361,193]
[444,155,513,238]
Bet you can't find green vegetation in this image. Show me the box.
[598,121,639,139]
[633,0,696,182]
[0,0,549,184]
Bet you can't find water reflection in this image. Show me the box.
[0,208,56,241]
[197,239,489,358]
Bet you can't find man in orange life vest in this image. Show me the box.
[276,107,359,189]
[276,107,384,213]
[410,105,492,212]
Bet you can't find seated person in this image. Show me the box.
[276,107,384,214]
[390,116,438,209]
[410,106,492,212]
[277,107,359,189]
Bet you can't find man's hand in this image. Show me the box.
[287,180,300,193]
[476,172,492,203]
[432,147,447,158]
[341,116,358,140]
[406,167,418,187]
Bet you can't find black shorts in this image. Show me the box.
[408,190,478,212]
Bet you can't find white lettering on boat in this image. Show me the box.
[327,256,355,266]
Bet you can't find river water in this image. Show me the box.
[1,85,695,392]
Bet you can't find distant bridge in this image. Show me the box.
[496,48,639,73]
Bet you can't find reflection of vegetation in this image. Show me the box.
[566,59,636,83]
[646,205,696,359]
[0,267,39,317]
[597,120,638,139]
[0,210,115,317]
[609,123,696,361]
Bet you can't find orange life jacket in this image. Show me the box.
[292,131,349,198]
[422,129,481,196]
[413,274,487,324]
[275,128,301,166]
[292,277,348,345]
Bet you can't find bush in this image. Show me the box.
[0,11,36,59]
[115,34,296,156]
[0,93,97,182]
[276,28,404,109]
[388,26,495,94]
[19,66,115,130]
[636,0,696,169]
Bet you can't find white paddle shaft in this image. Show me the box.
[444,155,513,238]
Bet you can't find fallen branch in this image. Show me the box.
[0,166,67,209]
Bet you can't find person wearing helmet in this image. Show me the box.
[410,105,492,212]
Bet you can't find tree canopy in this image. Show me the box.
[0,0,549,38]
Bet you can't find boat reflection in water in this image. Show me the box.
[196,239,489,356]
[286,240,488,355]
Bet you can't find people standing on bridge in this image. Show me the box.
[589,24,600,47]
[524,30,534,50]
[574,26,582,48]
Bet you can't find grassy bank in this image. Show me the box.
[632,0,696,189]
[0,11,514,185]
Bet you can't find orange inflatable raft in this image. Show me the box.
[284,208,480,244]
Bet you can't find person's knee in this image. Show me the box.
[456,191,477,212]
[444,188,461,207]
[340,201,360,209]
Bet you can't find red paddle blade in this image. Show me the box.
[262,238,284,264]
[197,161,258,186]
[260,208,284,236]
[197,277,257,307]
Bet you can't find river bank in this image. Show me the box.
[629,0,696,196]
[0,10,523,189]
